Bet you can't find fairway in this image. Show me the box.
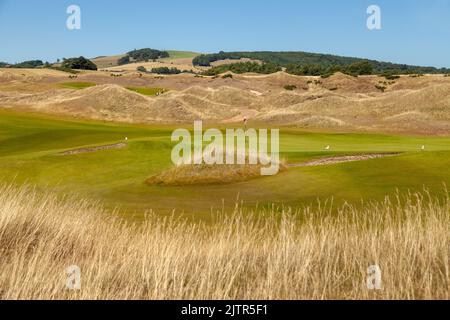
[125,87,167,96]
[0,109,449,219]
[59,82,97,89]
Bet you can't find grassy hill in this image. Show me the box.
[91,50,200,69]
[193,51,450,74]
[164,50,201,59]
[90,54,127,69]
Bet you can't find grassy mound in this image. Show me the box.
[146,162,287,186]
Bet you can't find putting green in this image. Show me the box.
[0,109,449,219]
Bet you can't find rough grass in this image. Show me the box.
[0,184,448,300]
[146,161,287,186]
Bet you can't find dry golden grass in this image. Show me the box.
[90,54,127,69]
[146,161,287,186]
[0,184,448,300]
[2,70,450,134]
[104,61,203,72]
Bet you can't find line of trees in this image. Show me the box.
[286,61,373,77]
[193,51,450,75]
[204,62,281,75]
[0,60,44,68]
[193,51,243,66]
[150,67,182,74]
[136,66,189,75]
[117,56,130,65]
[118,48,170,65]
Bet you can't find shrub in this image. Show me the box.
[345,61,373,75]
[321,73,333,79]
[117,49,169,66]
[283,84,297,90]
[204,62,281,76]
[286,61,373,77]
[193,51,242,66]
[136,66,147,72]
[222,73,233,79]
[61,56,97,70]
[151,67,182,75]
[127,48,169,61]
[375,84,386,92]
[13,60,44,68]
[383,73,400,80]
[117,55,130,66]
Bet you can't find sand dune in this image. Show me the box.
[1,69,450,134]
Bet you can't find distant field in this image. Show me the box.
[59,82,97,89]
[90,54,127,69]
[0,109,449,220]
[104,60,202,72]
[125,86,166,96]
[90,50,202,71]
[59,82,165,97]
[164,50,201,60]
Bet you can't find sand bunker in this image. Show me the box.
[289,153,400,168]
[58,142,127,155]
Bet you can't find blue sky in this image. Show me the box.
[1,0,449,67]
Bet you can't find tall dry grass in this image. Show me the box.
[146,162,287,186]
[0,183,448,300]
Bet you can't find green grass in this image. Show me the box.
[125,87,167,96]
[59,82,166,97]
[163,50,201,60]
[1,109,449,220]
[59,82,97,89]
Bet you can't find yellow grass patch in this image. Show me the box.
[146,162,287,186]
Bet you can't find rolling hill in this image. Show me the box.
[192,51,450,74]
[91,50,201,70]
[1,68,449,135]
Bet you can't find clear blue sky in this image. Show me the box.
[1,0,449,67]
